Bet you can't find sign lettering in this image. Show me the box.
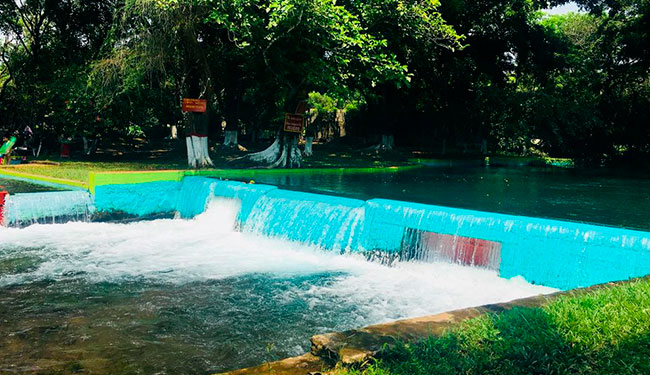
[284,113,304,133]
[182,98,207,113]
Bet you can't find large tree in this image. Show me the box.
[0,0,115,147]
[224,0,463,165]
[94,0,221,167]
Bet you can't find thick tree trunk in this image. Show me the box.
[237,90,306,168]
[287,134,301,168]
[82,137,99,155]
[186,112,213,169]
[186,134,212,168]
[242,133,302,168]
[481,139,488,154]
[223,79,243,148]
[337,109,346,137]
[304,136,314,156]
[381,134,395,150]
[224,130,238,147]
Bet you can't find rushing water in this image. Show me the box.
[0,200,555,374]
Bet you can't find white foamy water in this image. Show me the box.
[0,200,556,324]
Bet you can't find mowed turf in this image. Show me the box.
[338,278,650,375]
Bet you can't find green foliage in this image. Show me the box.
[0,0,648,163]
[0,0,115,139]
[341,278,650,375]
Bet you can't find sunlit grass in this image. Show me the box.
[6,161,186,182]
[338,278,650,375]
[1,146,416,183]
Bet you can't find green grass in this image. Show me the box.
[0,145,417,184]
[8,161,186,182]
[339,278,650,375]
[5,159,419,185]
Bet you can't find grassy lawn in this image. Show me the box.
[0,143,418,183]
[338,278,650,375]
[5,161,187,183]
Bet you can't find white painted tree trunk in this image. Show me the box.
[224,130,238,147]
[82,137,98,155]
[241,134,302,168]
[288,136,302,168]
[366,134,395,152]
[248,137,281,163]
[304,136,314,156]
[186,135,214,168]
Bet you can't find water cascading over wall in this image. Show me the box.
[2,191,95,226]
[88,174,650,290]
[0,190,7,225]
[244,189,365,251]
[175,177,277,222]
[174,177,365,250]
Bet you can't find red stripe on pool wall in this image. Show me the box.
[419,231,502,270]
[0,190,7,226]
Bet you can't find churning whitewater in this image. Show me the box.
[0,200,554,320]
[0,200,556,372]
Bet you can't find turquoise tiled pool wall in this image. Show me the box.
[91,176,278,222]
[90,176,650,290]
[362,199,650,290]
[4,191,95,226]
[94,180,183,217]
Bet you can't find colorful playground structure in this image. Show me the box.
[0,135,17,165]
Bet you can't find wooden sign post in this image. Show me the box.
[283,113,304,133]
[182,98,207,113]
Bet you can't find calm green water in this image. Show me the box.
[221,166,650,231]
[0,178,65,193]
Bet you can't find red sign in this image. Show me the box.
[284,113,304,133]
[182,98,207,113]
